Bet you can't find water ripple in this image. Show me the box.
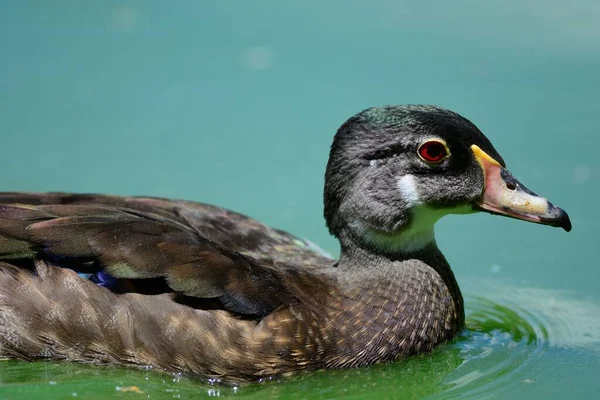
[439,279,600,399]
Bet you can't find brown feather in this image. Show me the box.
[0,191,462,381]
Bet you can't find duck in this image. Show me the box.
[0,105,571,382]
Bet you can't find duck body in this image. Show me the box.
[0,194,461,379]
[0,106,569,381]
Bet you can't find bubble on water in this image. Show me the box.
[490,264,502,274]
[573,164,591,182]
[241,46,275,70]
[112,6,140,33]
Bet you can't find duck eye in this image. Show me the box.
[418,140,449,163]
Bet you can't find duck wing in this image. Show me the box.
[0,192,331,317]
[0,192,333,267]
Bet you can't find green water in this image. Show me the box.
[0,1,598,398]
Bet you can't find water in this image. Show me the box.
[0,1,598,398]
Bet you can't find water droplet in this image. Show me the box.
[490,264,502,274]
[574,164,591,183]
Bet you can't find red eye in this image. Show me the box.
[418,140,449,163]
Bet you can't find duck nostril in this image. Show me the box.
[506,182,517,191]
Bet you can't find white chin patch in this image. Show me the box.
[396,175,421,207]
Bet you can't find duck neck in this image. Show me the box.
[336,229,464,323]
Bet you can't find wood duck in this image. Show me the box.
[0,105,570,381]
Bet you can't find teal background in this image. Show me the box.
[0,1,598,398]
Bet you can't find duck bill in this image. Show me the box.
[471,145,572,232]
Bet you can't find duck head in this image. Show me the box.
[324,105,571,255]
